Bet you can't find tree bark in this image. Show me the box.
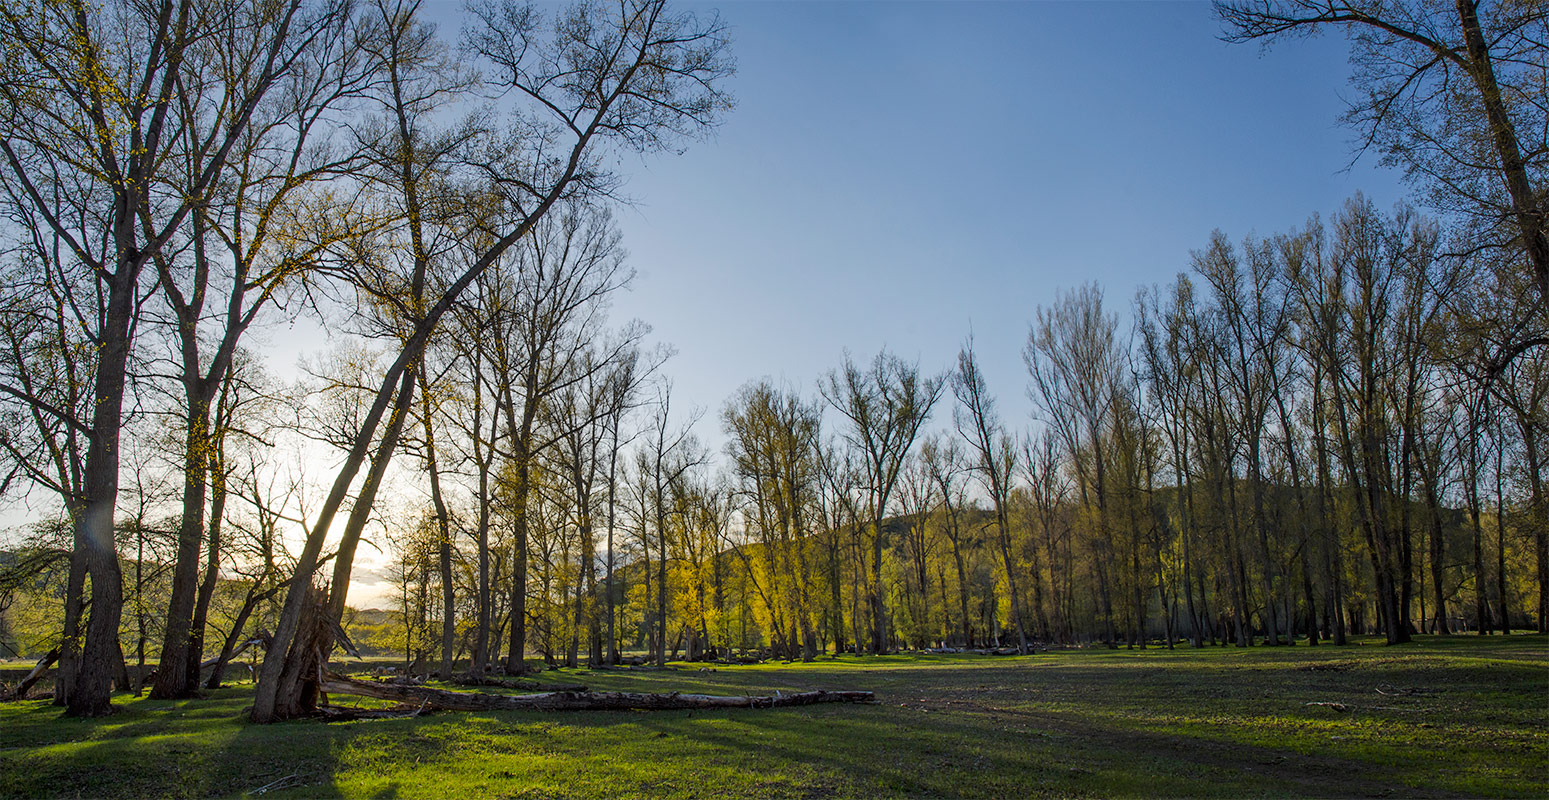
[69,269,135,717]
[185,458,228,693]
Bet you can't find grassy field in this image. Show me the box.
[1,635,1545,799]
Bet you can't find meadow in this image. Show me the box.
[1,635,1544,799]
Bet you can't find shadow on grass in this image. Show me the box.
[1,635,1543,799]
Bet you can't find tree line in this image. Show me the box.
[0,0,1544,724]
[380,190,1542,675]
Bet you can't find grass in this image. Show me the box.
[1,635,1545,799]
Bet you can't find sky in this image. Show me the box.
[552,0,1410,445]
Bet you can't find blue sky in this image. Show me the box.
[571,0,1409,443]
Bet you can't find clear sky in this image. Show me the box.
[560,0,1410,445]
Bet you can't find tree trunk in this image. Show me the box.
[185,466,228,694]
[256,365,418,722]
[416,370,457,679]
[870,519,886,654]
[993,503,1029,654]
[206,586,271,689]
[506,456,532,675]
[68,270,136,718]
[1495,454,1510,635]
[152,398,212,700]
[1469,462,1490,635]
[1453,0,1549,314]
[54,544,87,707]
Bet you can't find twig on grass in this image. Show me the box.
[251,773,303,795]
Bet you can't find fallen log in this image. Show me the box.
[317,671,874,712]
[452,675,589,692]
[1,648,59,701]
[319,699,432,722]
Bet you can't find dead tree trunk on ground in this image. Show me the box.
[317,671,874,712]
[2,648,60,701]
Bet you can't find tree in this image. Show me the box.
[1026,285,1125,646]
[0,0,343,716]
[148,1,378,699]
[815,438,864,653]
[1216,0,1549,321]
[920,436,974,647]
[1137,278,1206,647]
[544,335,651,666]
[723,380,822,659]
[1020,430,1074,643]
[951,339,1031,652]
[487,205,636,674]
[636,384,705,666]
[1193,232,1292,644]
[822,350,943,654]
[1490,336,1547,631]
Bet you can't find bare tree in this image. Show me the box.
[822,350,943,655]
[637,384,705,666]
[1137,278,1206,647]
[148,2,379,699]
[920,436,974,647]
[544,335,651,666]
[1216,1,1549,320]
[1026,285,1124,646]
[951,339,1030,653]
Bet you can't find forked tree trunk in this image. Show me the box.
[261,587,334,719]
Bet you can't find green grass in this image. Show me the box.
[2,635,1545,798]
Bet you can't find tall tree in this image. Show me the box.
[1026,285,1125,646]
[0,0,338,716]
[637,384,704,666]
[951,339,1030,652]
[1137,278,1206,647]
[822,350,942,655]
[920,436,974,647]
[1216,1,1549,321]
[544,335,650,666]
[149,0,376,699]
[723,380,822,660]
